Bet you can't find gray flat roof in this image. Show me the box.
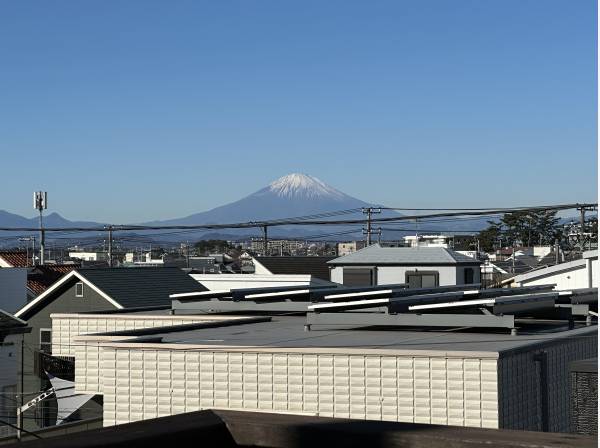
[118,315,597,356]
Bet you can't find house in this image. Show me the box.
[513,250,598,290]
[68,252,108,262]
[403,234,450,248]
[49,283,597,433]
[12,267,206,432]
[336,241,366,256]
[328,244,481,287]
[0,309,30,437]
[0,251,32,268]
[0,250,79,301]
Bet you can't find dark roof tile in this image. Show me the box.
[255,256,334,281]
[77,267,207,308]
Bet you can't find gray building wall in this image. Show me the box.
[331,265,481,287]
[19,280,116,431]
[0,334,23,437]
[498,334,598,432]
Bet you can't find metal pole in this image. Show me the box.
[263,225,268,256]
[39,210,45,265]
[16,410,21,441]
[366,208,372,245]
[579,206,586,253]
[512,243,516,274]
[107,226,113,267]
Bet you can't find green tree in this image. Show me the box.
[194,239,232,255]
[477,221,502,252]
[478,210,561,251]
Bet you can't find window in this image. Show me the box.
[343,268,375,286]
[464,268,475,284]
[405,270,439,288]
[75,282,84,297]
[40,329,52,354]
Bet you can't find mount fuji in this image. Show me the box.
[153,174,373,226]
[0,174,494,244]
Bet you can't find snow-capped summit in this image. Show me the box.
[267,173,346,200]
[150,173,370,226]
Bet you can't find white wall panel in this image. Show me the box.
[96,348,499,429]
[51,315,220,357]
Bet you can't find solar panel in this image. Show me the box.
[169,290,231,300]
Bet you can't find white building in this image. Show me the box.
[513,250,598,290]
[328,244,481,287]
[69,252,108,262]
[403,235,450,248]
[51,307,597,432]
[337,241,366,257]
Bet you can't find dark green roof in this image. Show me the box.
[78,267,207,309]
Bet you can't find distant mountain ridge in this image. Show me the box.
[1,173,569,245]
[148,173,373,226]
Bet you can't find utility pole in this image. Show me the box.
[106,225,114,267]
[577,204,597,253]
[262,225,268,256]
[512,243,516,274]
[579,205,586,253]
[18,237,36,266]
[186,241,190,268]
[362,207,381,245]
[33,192,47,265]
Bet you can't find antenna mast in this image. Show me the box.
[33,191,47,265]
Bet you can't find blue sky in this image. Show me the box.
[0,0,596,223]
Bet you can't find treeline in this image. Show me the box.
[477,210,562,252]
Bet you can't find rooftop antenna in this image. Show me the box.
[33,191,47,265]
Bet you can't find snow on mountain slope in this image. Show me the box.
[264,174,348,200]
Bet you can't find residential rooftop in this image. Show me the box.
[77,314,597,357]
[328,244,481,265]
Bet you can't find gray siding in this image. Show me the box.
[19,280,115,431]
[498,335,597,432]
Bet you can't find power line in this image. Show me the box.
[0,203,594,232]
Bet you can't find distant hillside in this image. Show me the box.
[0,174,503,246]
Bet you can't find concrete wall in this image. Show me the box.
[73,343,500,430]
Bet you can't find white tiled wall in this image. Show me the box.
[91,347,499,429]
[51,315,213,356]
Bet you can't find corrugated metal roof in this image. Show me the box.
[328,244,480,265]
[78,267,207,309]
